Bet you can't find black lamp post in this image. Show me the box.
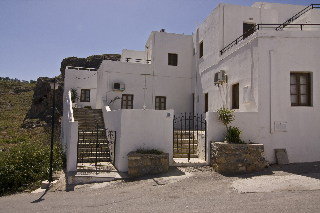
[48,78,56,183]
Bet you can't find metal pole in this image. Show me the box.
[49,78,56,183]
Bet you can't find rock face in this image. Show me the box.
[211,142,268,175]
[60,54,121,78]
[128,152,169,178]
[26,77,63,124]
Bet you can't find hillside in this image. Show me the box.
[0,80,48,150]
[0,79,62,196]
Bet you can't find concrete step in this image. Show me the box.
[77,144,110,149]
[173,139,199,144]
[78,153,110,158]
[78,157,111,163]
[173,153,198,158]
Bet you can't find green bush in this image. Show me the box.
[225,126,244,144]
[0,141,63,196]
[217,107,244,144]
[217,107,234,128]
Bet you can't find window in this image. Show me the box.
[243,22,255,39]
[232,83,239,109]
[290,73,311,106]
[204,93,208,112]
[168,53,178,66]
[80,89,90,102]
[155,96,166,110]
[199,41,204,58]
[121,94,134,109]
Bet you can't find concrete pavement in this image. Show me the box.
[0,163,320,213]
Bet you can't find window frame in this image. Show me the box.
[290,72,312,106]
[168,53,178,66]
[80,89,90,102]
[155,96,166,110]
[121,94,134,109]
[199,41,204,58]
[231,83,240,109]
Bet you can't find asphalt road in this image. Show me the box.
[1,164,320,213]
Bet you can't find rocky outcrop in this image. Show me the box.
[60,54,121,77]
[211,142,268,175]
[26,77,63,124]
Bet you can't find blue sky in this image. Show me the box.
[0,0,312,81]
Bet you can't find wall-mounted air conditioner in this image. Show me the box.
[214,70,228,85]
[113,82,125,91]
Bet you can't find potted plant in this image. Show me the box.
[70,88,78,108]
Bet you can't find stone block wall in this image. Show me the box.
[211,142,268,175]
[128,152,169,178]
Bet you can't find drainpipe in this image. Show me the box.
[269,50,274,134]
[152,32,156,108]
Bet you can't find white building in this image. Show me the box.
[65,31,194,115]
[63,2,320,172]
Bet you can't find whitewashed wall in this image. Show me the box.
[204,29,320,164]
[64,69,97,108]
[102,109,174,172]
[121,49,148,64]
[96,32,194,115]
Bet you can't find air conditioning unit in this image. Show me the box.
[113,82,125,91]
[214,70,228,85]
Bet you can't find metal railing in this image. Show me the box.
[220,23,320,55]
[77,123,116,167]
[173,113,207,161]
[275,4,320,31]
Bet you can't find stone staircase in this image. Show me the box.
[73,108,105,131]
[73,108,111,164]
[173,131,198,158]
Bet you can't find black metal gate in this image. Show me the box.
[77,124,116,166]
[173,113,206,161]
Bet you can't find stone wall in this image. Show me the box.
[211,142,268,175]
[127,152,169,178]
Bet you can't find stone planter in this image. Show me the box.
[211,142,268,175]
[127,152,169,178]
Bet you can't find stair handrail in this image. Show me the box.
[66,90,74,122]
[275,4,320,31]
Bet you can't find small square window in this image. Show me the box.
[80,89,90,102]
[121,94,134,109]
[155,96,166,110]
[168,53,178,66]
[243,22,256,39]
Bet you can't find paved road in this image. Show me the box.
[1,164,320,213]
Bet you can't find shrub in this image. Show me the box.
[217,107,234,128]
[217,107,244,144]
[225,126,243,144]
[0,141,63,196]
[136,149,164,155]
